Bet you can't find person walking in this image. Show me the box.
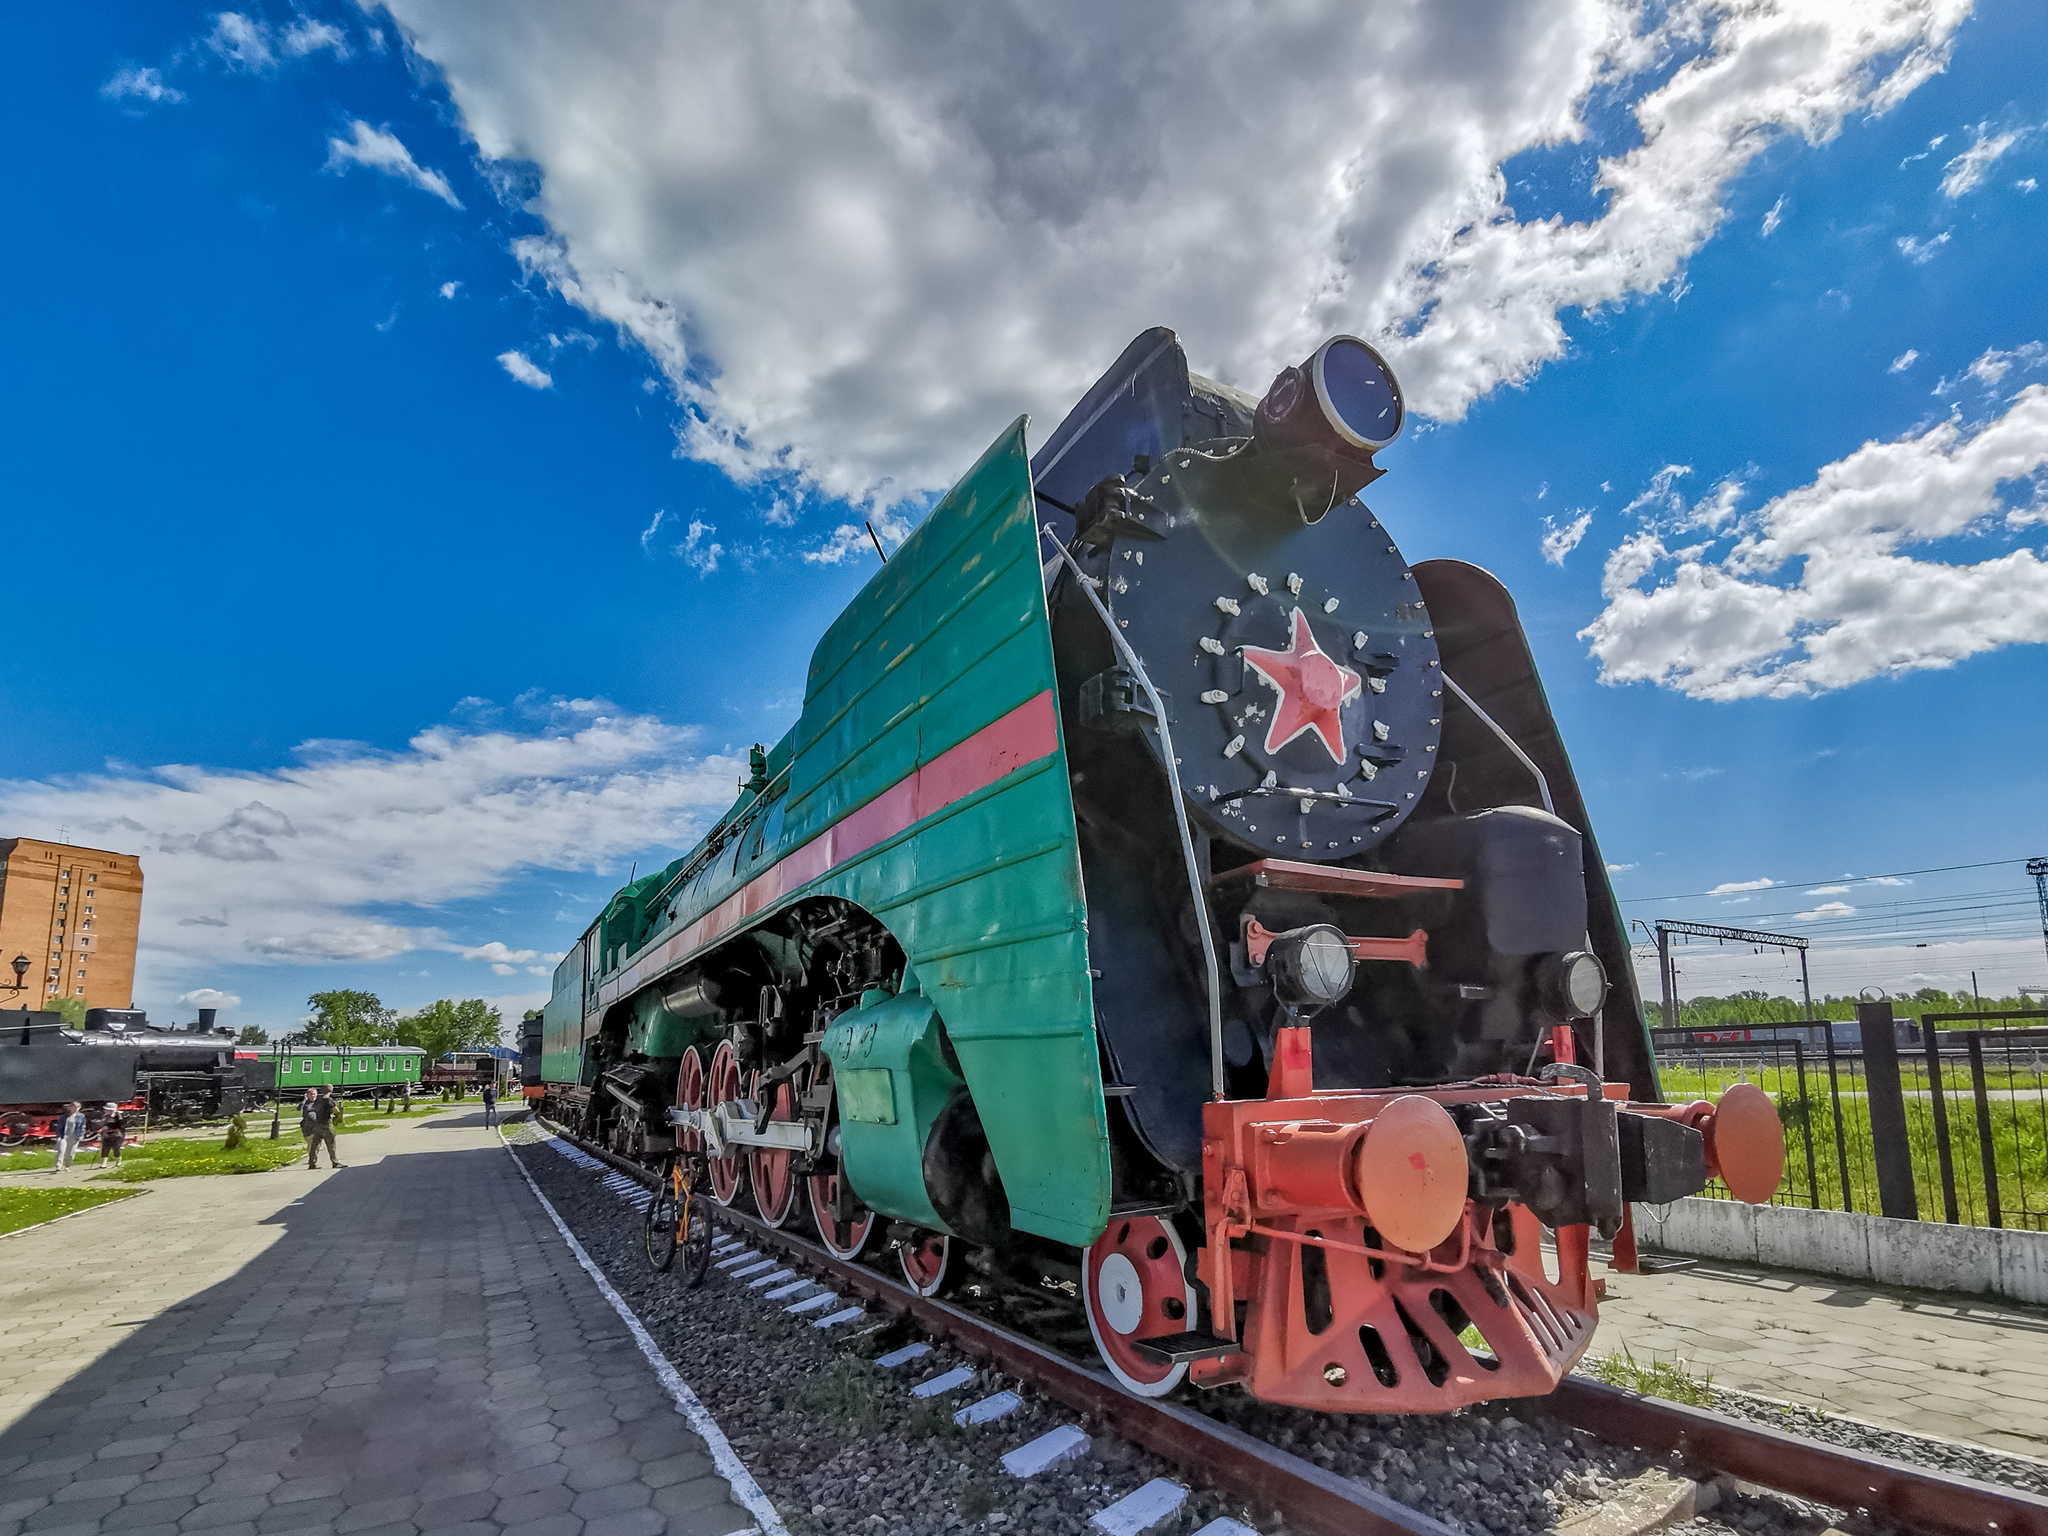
[97,1105,126,1166]
[53,1102,87,1171]
[480,1079,498,1128]
[305,1087,343,1170]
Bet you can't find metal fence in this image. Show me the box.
[1648,1008,2048,1232]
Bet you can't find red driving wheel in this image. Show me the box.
[706,1040,747,1207]
[1081,1215,1195,1397]
[899,1230,953,1297]
[748,1068,799,1227]
[804,1059,875,1259]
[675,1046,705,1155]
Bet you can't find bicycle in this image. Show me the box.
[644,1150,714,1286]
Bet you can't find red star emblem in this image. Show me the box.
[1239,607,1362,762]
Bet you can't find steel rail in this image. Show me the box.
[536,1118,2048,1536]
[535,1118,1451,1536]
[1548,1379,2047,1536]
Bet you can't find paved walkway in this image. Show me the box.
[1597,1253,2048,1459]
[0,1109,761,1536]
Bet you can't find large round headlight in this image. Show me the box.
[1266,924,1357,1013]
[1311,337,1404,451]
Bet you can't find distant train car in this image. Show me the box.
[256,1045,426,1098]
[1,1006,258,1141]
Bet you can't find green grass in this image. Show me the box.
[83,1106,452,1183]
[792,1361,885,1436]
[0,1148,57,1172]
[1656,1057,2048,1231]
[1584,1343,1714,1407]
[0,1185,140,1236]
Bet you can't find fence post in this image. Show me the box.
[1793,1040,1821,1210]
[1824,1023,1854,1213]
[1859,999,1919,1221]
[1922,1025,1960,1224]
[1966,1033,2002,1229]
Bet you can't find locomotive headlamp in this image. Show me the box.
[1311,336,1403,450]
[1265,923,1356,1013]
[1536,950,1608,1019]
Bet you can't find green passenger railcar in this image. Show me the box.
[256,1046,425,1094]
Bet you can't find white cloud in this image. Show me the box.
[101,67,184,104]
[202,11,349,71]
[679,519,723,575]
[1935,341,2048,395]
[2020,179,2039,194]
[205,13,277,70]
[543,952,568,963]
[282,17,349,60]
[378,0,1967,507]
[1795,899,1857,921]
[326,120,464,208]
[1708,877,1775,894]
[491,963,517,976]
[1897,231,1952,264]
[0,702,739,994]
[1605,862,1636,874]
[1804,885,1851,896]
[440,281,461,298]
[178,989,241,1010]
[1940,127,2019,197]
[1760,196,1784,237]
[1541,510,1594,566]
[1865,875,1911,886]
[497,350,553,389]
[462,941,537,964]
[1889,349,1918,372]
[1582,383,2048,699]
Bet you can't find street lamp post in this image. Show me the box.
[9,955,27,993]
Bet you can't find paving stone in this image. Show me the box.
[0,1116,762,1536]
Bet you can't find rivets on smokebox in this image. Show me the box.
[1247,573,1269,595]
[1353,632,1369,650]
[1368,676,1386,694]
[1335,782,1352,799]
[1287,573,1303,595]
[1323,597,1339,613]
[1358,760,1379,781]
[1200,690,1228,704]
[1298,797,1315,815]
[1215,597,1242,616]
[1373,721,1391,742]
[1200,636,1226,655]
[1261,770,1278,789]
[1223,735,1245,758]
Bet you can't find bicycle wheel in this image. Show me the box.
[679,1178,715,1288]
[644,1177,681,1272]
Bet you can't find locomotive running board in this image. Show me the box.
[1209,859,1461,898]
[666,1103,818,1156]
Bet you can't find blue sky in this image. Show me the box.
[4,2,2045,1028]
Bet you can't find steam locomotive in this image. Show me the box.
[0,1006,266,1143]
[534,328,1783,1412]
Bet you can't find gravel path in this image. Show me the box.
[509,1121,2030,1536]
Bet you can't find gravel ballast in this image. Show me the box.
[508,1120,2040,1536]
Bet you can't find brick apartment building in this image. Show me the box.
[0,838,144,1010]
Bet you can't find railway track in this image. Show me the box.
[533,1116,2047,1536]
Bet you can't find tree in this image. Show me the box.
[235,1025,271,1046]
[305,990,393,1046]
[41,996,87,1027]
[391,998,502,1060]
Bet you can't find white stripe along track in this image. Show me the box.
[512,1121,1226,1534]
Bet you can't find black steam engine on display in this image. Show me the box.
[0,1006,267,1143]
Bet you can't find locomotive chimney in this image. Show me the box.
[198,1007,217,1032]
[1237,335,1405,518]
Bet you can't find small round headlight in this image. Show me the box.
[1537,949,1608,1019]
[1266,924,1357,1013]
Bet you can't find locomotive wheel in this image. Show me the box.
[706,1041,748,1208]
[0,1112,29,1147]
[676,1047,706,1155]
[803,1060,875,1260]
[747,1068,799,1228]
[899,1230,954,1297]
[1081,1215,1196,1398]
